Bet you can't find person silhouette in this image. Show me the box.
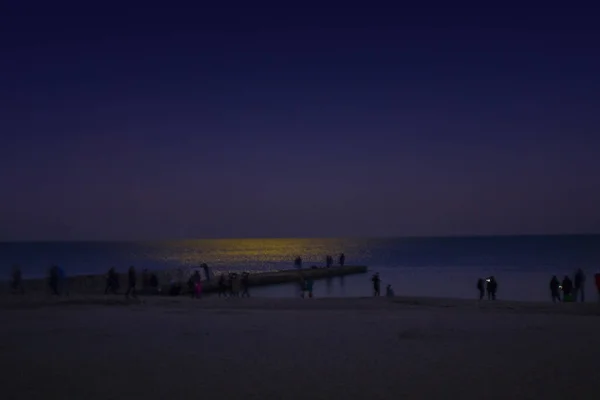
[574,269,585,302]
[385,284,395,297]
[371,273,381,297]
[126,266,137,299]
[49,266,59,295]
[231,273,241,297]
[299,275,307,298]
[105,267,119,294]
[218,274,227,297]
[189,270,201,299]
[306,278,314,298]
[562,276,574,302]
[11,265,24,294]
[149,273,159,294]
[486,277,497,300]
[57,265,68,296]
[241,272,250,297]
[550,276,561,303]
[476,278,485,300]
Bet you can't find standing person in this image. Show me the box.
[49,266,59,295]
[168,277,182,296]
[561,275,574,302]
[371,273,381,297]
[189,270,202,299]
[574,269,585,302]
[385,284,395,297]
[218,274,227,297]
[105,267,118,294]
[125,266,137,299]
[11,265,24,294]
[326,255,333,268]
[149,273,159,294]
[305,277,314,298]
[231,273,241,297]
[476,278,485,300]
[57,265,68,296]
[550,276,561,303]
[227,273,235,296]
[241,272,250,297]
[490,276,498,300]
[195,274,203,298]
[339,253,345,267]
[187,272,195,295]
[294,257,303,269]
[299,275,307,298]
[595,273,600,302]
[200,263,211,282]
[486,277,498,300]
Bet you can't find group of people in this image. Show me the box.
[295,268,393,299]
[371,273,395,297]
[9,263,248,299]
[294,253,346,269]
[11,261,600,303]
[473,269,600,303]
[104,266,146,299]
[549,269,591,303]
[298,275,314,298]
[187,270,203,298]
[106,265,213,298]
[476,276,499,300]
[217,271,251,298]
[9,265,68,296]
[104,266,140,298]
[294,253,348,297]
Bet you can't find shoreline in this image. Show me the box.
[2,292,599,316]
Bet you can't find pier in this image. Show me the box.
[166,265,368,294]
[11,265,369,296]
[203,265,367,292]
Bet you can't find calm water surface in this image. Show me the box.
[2,236,599,301]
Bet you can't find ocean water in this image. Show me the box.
[2,235,600,302]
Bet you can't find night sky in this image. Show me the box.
[1,3,599,240]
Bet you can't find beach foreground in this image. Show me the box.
[2,297,600,400]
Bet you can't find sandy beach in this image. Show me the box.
[1,294,600,400]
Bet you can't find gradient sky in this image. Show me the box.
[1,2,599,240]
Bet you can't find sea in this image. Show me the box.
[2,235,599,302]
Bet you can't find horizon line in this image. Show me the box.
[1,232,599,243]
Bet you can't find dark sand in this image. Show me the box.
[1,295,600,400]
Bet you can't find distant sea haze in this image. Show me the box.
[2,235,599,302]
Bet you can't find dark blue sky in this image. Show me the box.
[1,2,599,240]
